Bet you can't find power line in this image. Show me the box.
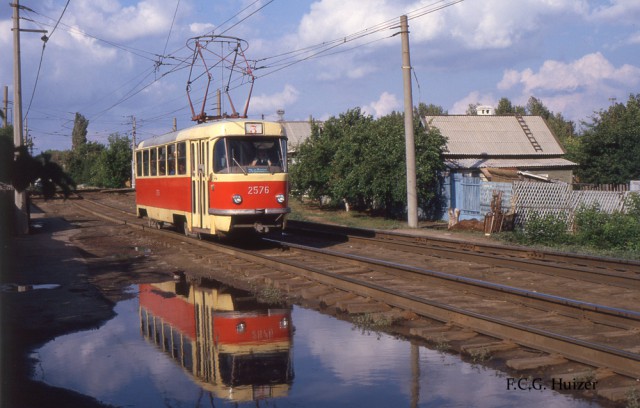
[252,0,464,78]
[24,0,70,122]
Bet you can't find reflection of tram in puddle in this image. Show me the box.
[139,279,294,402]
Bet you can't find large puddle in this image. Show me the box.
[32,278,601,407]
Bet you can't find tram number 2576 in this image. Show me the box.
[248,185,270,195]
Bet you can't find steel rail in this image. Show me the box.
[226,240,640,379]
[263,238,640,328]
[69,198,640,379]
[286,220,640,289]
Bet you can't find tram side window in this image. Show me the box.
[177,142,186,175]
[135,151,142,177]
[167,144,176,175]
[158,146,166,176]
[150,148,157,176]
[143,150,149,176]
[190,143,195,176]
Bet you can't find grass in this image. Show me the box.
[288,199,443,231]
[256,286,287,304]
[288,198,640,260]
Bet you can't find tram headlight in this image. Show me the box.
[279,317,289,330]
[276,194,285,204]
[232,194,243,204]
[236,321,246,333]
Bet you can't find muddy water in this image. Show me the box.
[32,279,600,407]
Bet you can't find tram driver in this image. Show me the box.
[252,149,272,166]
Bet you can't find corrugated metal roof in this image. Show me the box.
[281,121,314,149]
[424,115,565,156]
[446,157,576,169]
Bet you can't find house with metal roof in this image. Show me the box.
[281,121,315,154]
[423,112,577,221]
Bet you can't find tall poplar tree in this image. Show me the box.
[71,112,89,151]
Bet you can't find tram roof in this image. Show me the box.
[136,119,285,149]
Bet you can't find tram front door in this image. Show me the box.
[190,140,209,232]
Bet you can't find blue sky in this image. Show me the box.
[1,0,639,153]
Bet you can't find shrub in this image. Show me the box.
[515,211,571,246]
[574,202,640,251]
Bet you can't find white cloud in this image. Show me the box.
[362,91,400,117]
[450,91,497,115]
[496,52,640,120]
[498,52,640,95]
[445,0,587,49]
[189,22,215,36]
[250,84,301,116]
[588,0,640,24]
[294,0,395,47]
[627,32,640,45]
[67,0,178,42]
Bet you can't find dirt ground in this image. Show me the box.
[1,199,180,408]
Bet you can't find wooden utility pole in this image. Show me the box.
[12,0,29,235]
[401,15,418,228]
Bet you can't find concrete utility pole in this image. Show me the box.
[12,0,29,235]
[401,15,418,228]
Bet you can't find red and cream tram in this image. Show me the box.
[139,280,294,401]
[134,119,289,237]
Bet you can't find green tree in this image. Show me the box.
[290,120,338,201]
[71,112,89,151]
[290,108,447,219]
[0,126,12,183]
[525,96,579,161]
[95,133,132,188]
[576,93,640,183]
[416,102,447,117]
[466,103,480,115]
[0,126,75,197]
[495,97,525,115]
[327,109,376,210]
[66,141,105,186]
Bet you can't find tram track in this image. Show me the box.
[68,193,640,383]
[285,220,640,290]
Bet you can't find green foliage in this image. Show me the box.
[416,102,447,117]
[0,126,13,183]
[576,94,640,184]
[71,112,89,151]
[495,97,525,115]
[0,126,75,198]
[95,133,132,188]
[515,211,571,245]
[62,133,132,188]
[290,108,447,219]
[509,199,640,254]
[574,203,640,251]
[290,120,339,201]
[65,141,105,186]
[526,96,577,156]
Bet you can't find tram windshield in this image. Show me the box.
[214,137,287,174]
